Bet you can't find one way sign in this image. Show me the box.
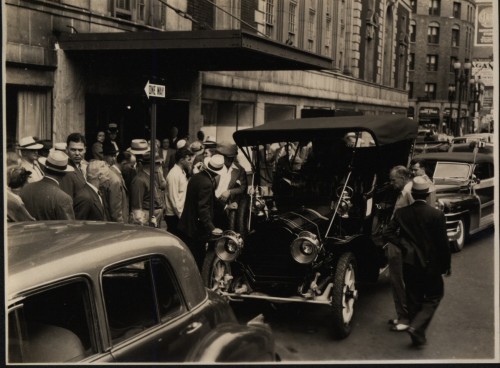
[144,80,166,99]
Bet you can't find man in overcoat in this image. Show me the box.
[102,143,129,223]
[178,154,224,269]
[383,176,451,347]
[74,160,110,221]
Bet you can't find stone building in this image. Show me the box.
[5,0,412,152]
[407,0,476,134]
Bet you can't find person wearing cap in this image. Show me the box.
[74,160,111,221]
[383,176,451,348]
[409,157,436,206]
[385,165,414,332]
[178,154,225,269]
[214,141,248,232]
[7,165,36,222]
[19,136,45,183]
[129,150,165,227]
[20,150,75,220]
[106,123,120,153]
[159,138,176,179]
[101,143,129,223]
[165,148,194,235]
[190,141,205,167]
[60,133,88,199]
[92,131,106,160]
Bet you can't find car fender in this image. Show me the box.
[186,320,275,362]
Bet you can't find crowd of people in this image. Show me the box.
[6,124,248,270]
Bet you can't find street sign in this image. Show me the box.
[144,80,166,99]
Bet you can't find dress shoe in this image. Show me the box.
[391,323,409,332]
[407,327,427,347]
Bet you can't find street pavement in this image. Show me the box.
[233,227,497,363]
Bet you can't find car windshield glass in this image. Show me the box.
[433,162,471,180]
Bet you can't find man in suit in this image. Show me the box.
[20,150,75,220]
[74,160,110,221]
[102,143,129,223]
[159,138,176,179]
[61,133,88,199]
[214,142,248,232]
[18,136,45,183]
[383,176,451,347]
[178,154,224,269]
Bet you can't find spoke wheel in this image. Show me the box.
[451,218,466,253]
[330,252,358,339]
[201,250,232,293]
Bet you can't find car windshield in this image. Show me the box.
[433,162,471,181]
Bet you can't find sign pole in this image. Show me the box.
[149,100,157,227]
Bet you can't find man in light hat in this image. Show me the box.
[190,141,205,167]
[129,150,165,227]
[383,176,451,348]
[20,150,75,220]
[18,136,45,183]
[214,141,248,232]
[178,154,224,270]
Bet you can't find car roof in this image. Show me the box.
[414,152,493,164]
[7,221,206,306]
[233,115,418,146]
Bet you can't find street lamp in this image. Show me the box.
[447,85,456,135]
[453,61,471,136]
[468,76,485,133]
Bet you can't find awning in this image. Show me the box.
[58,29,333,71]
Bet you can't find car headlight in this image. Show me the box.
[215,230,244,262]
[290,231,320,264]
[435,199,445,212]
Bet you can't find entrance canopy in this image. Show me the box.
[58,29,333,71]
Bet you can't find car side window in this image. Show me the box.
[8,279,97,363]
[473,163,492,180]
[102,256,185,345]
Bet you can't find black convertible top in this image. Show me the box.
[233,115,418,146]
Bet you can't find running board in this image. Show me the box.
[222,292,332,306]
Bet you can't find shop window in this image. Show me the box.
[8,279,97,363]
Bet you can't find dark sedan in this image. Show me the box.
[7,221,276,363]
[415,152,494,252]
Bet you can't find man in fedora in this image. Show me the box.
[61,133,88,199]
[74,160,111,221]
[20,150,75,220]
[214,141,248,232]
[19,136,45,183]
[129,150,164,227]
[383,176,451,348]
[178,154,224,269]
[101,143,129,223]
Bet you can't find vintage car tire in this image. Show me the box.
[451,218,467,253]
[330,252,357,339]
[201,250,233,292]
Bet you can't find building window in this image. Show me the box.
[410,20,416,42]
[265,0,274,37]
[451,26,460,47]
[428,0,440,16]
[425,83,437,100]
[307,39,314,52]
[137,0,145,21]
[408,82,414,99]
[426,55,438,71]
[307,10,315,40]
[409,53,415,70]
[288,1,296,44]
[427,22,440,44]
[411,0,417,13]
[114,0,132,20]
[450,56,458,72]
[160,3,166,26]
[453,2,461,18]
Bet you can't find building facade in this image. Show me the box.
[5,0,412,152]
[407,0,476,135]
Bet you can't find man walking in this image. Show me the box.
[165,147,194,235]
[383,176,451,347]
[178,154,224,269]
[74,160,110,221]
[20,150,75,220]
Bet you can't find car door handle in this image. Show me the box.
[182,322,203,335]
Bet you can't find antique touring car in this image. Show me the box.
[202,115,418,338]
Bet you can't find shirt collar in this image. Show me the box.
[87,182,100,195]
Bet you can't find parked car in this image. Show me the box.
[448,140,494,154]
[413,152,494,252]
[201,115,418,339]
[451,133,495,144]
[7,221,276,363]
